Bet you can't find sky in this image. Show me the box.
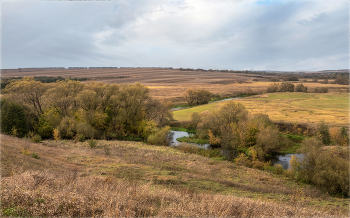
[1,0,349,71]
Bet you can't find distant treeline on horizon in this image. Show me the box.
[1,67,348,75]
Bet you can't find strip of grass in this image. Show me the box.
[176,136,209,144]
[280,133,306,143]
[279,143,302,154]
[170,127,196,133]
[175,143,225,159]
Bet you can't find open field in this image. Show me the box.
[1,68,252,84]
[173,93,349,128]
[1,134,348,217]
[2,68,348,103]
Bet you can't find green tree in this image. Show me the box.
[317,121,331,145]
[1,99,28,136]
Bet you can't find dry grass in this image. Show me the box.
[1,134,349,217]
[2,170,346,217]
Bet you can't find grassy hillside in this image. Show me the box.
[173,93,349,127]
[1,134,348,217]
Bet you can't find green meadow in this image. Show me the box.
[173,93,349,128]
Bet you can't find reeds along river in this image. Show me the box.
[168,130,304,170]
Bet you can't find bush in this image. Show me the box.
[184,89,211,105]
[76,134,85,142]
[335,75,349,85]
[234,153,249,166]
[88,139,97,148]
[263,161,271,171]
[58,116,77,139]
[296,138,349,196]
[103,144,111,155]
[251,160,265,170]
[137,119,157,139]
[340,127,349,145]
[208,130,221,146]
[37,117,53,139]
[295,84,307,92]
[31,134,42,143]
[317,122,331,145]
[53,128,60,141]
[76,122,96,139]
[176,143,225,159]
[31,152,40,159]
[278,82,295,92]
[219,101,248,125]
[267,83,279,93]
[314,87,328,93]
[190,112,202,128]
[330,126,349,146]
[147,126,171,146]
[256,126,280,159]
[274,164,284,175]
[285,75,299,81]
[269,77,280,82]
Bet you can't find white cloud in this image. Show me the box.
[1,0,348,70]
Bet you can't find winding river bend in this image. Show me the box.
[168,130,303,170]
[169,95,303,170]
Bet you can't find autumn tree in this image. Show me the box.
[45,80,84,117]
[295,83,307,92]
[184,89,211,106]
[3,78,48,116]
[278,82,295,92]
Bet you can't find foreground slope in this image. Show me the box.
[1,134,348,217]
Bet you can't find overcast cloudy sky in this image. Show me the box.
[1,0,348,71]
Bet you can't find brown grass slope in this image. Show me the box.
[1,134,349,217]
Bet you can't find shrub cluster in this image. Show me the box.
[147,126,171,146]
[314,87,328,93]
[316,121,331,145]
[285,75,299,81]
[330,126,349,146]
[267,82,298,93]
[290,138,349,196]
[295,83,307,92]
[194,101,290,160]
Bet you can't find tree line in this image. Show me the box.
[1,78,172,144]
